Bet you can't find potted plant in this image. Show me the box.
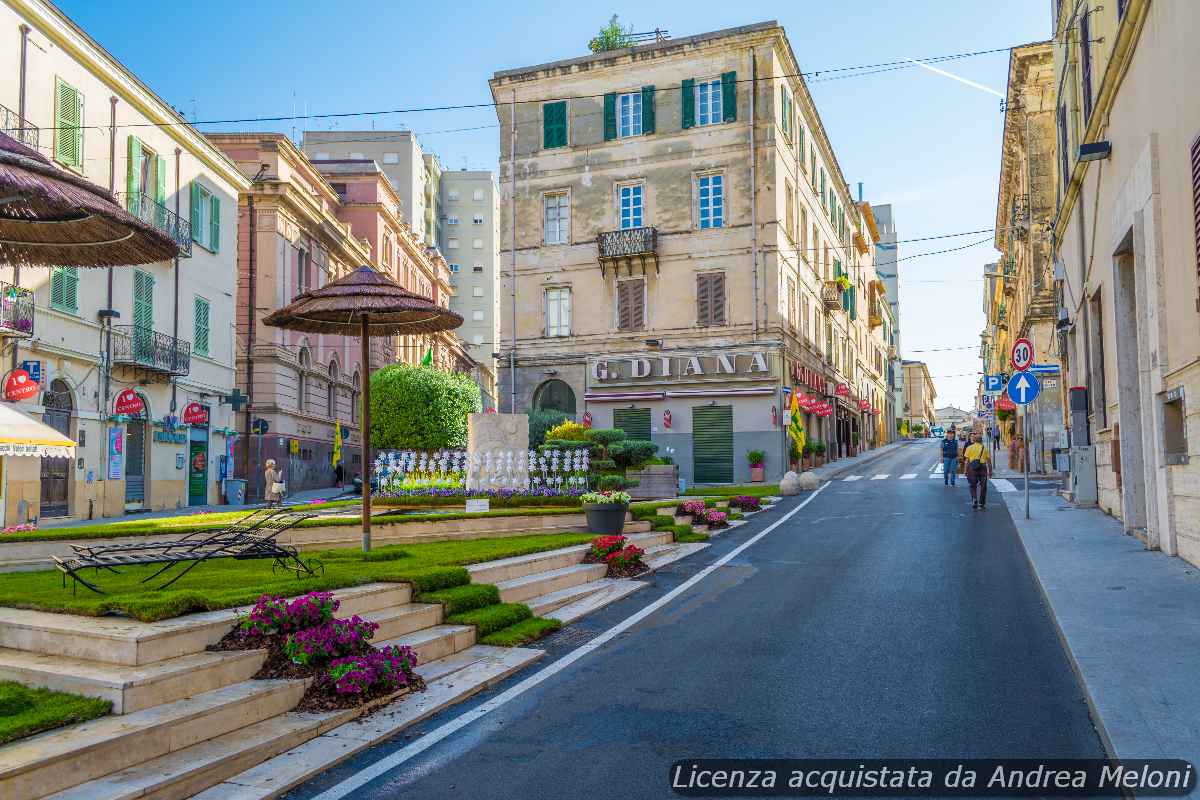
[850,431,860,456]
[747,450,766,482]
[814,441,826,466]
[788,440,801,472]
[802,443,814,471]
[581,490,631,535]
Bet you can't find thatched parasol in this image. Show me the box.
[0,130,180,267]
[261,265,464,551]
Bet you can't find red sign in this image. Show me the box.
[790,363,827,393]
[182,402,209,425]
[858,399,872,412]
[3,369,38,402]
[663,409,672,429]
[1011,337,1034,371]
[581,410,593,428]
[114,388,145,416]
[996,395,1017,412]
[835,384,851,398]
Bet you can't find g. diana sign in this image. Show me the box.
[590,351,774,385]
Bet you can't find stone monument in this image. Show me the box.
[466,413,529,491]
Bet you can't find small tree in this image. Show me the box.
[589,15,633,53]
[527,409,570,448]
[370,364,481,450]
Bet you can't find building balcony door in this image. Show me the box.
[39,380,72,518]
[125,415,147,506]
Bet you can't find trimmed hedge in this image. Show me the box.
[417,584,500,615]
[480,617,561,647]
[370,364,481,450]
[449,603,533,637]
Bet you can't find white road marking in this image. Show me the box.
[843,475,864,482]
[871,474,889,480]
[991,479,1018,493]
[309,484,831,800]
[932,463,944,474]
[900,473,917,479]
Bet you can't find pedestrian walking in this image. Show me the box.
[941,427,959,486]
[963,432,992,510]
[264,459,286,507]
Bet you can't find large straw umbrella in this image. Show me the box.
[0,131,180,267]
[261,265,464,551]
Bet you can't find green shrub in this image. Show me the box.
[610,439,658,469]
[746,449,766,466]
[541,438,596,454]
[370,364,482,450]
[417,584,499,615]
[480,617,561,647]
[545,420,589,441]
[527,410,570,448]
[596,474,636,491]
[590,458,618,473]
[449,603,533,636]
[586,428,627,447]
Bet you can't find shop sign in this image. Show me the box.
[835,384,851,398]
[590,351,773,385]
[3,369,38,402]
[182,402,209,426]
[19,360,41,385]
[114,388,145,416]
[790,363,827,393]
[107,427,124,480]
[154,430,187,444]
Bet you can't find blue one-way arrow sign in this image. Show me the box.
[1006,370,1041,405]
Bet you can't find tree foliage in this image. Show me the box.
[589,15,633,53]
[369,364,481,450]
[527,409,570,448]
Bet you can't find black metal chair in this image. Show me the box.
[54,511,322,595]
[67,506,285,559]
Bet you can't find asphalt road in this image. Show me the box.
[289,440,1104,800]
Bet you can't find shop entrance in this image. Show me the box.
[39,379,72,518]
[125,416,147,506]
[692,405,733,483]
[188,425,208,506]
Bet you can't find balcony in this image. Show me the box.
[820,281,843,311]
[117,192,193,257]
[110,325,190,376]
[0,282,34,339]
[597,226,658,277]
[0,103,38,151]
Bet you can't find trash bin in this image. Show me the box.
[224,478,247,505]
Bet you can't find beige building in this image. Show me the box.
[902,360,936,433]
[0,0,249,523]
[489,22,890,484]
[1051,0,1200,565]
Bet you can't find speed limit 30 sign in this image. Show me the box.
[1011,338,1034,372]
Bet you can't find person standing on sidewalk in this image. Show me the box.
[963,432,992,510]
[941,428,959,486]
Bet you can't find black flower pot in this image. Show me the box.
[582,502,627,535]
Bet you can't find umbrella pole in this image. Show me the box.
[361,314,371,553]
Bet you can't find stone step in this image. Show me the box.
[493,562,608,605]
[375,624,475,665]
[192,645,545,800]
[524,579,613,617]
[544,579,648,625]
[360,603,442,642]
[463,530,670,587]
[326,583,412,616]
[0,646,266,715]
[0,678,305,800]
[643,542,709,572]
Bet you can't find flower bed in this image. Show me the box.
[703,510,729,529]
[581,534,647,578]
[212,591,424,710]
[727,495,762,512]
[678,500,708,521]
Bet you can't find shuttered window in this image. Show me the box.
[696,272,726,327]
[779,86,793,141]
[209,194,221,253]
[1057,105,1070,199]
[616,278,645,331]
[721,71,736,123]
[189,182,220,251]
[696,78,722,126]
[543,101,567,149]
[603,93,617,141]
[54,78,83,170]
[692,406,733,483]
[681,78,696,129]
[618,91,643,138]
[194,296,210,357]
[1080,11,1093,121]
[133,270,154,331]
[613,408,651,442]
[1190,135,1200,312]
[49,267,79,313]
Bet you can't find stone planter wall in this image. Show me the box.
[626,464,679,500]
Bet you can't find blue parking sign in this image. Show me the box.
[984,374,1004,393]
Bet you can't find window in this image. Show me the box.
[544,191,569,244]
[696,272,726,327]
[448,190,460,201]
[297,247,311,292]
[697,174,724,230]
[543,100,568,148]
[787,276,797,329]
[473,264,484,273]
[697,78,722,126]
[447,216,459,225]
[810,147,817,190]
[618,183,644,229]
[472,286,484,297]
[297,347,311,412]
[351,372,360,424]
[820,169,827,208]
[449,263,461,273]
[189,182,220,252]
[616,278,645,331]
[383,152,399,164]
[472,310,484,321]
[779,86,793,141]
[798,125,806,162]
[545,287,571,336]
[799,206,809,262]
[473,214,484,224]
[133,270,154,331]
[448,238,459,249]
[784,180,796,241]
[54,77,83,170]
[194,296,210,357]
[49,267,79,314]
[327,361,338,418]
[534,379,576,414]
[473,189,484,201]
[1163,388,1188,464]
[1080,10,1093,121]
[618,92,642,138]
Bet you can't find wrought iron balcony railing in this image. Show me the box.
[820,281,843,311]
[110,325,191,376]
[597,226,658,276]
[0,281,34,339]
[117,192,193,257]
[0,103,38,151]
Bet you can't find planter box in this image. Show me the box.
[583,503,628,535]
[626,464,679,500]
[749,465,765,482]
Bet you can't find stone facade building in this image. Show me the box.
[902,360,936,433]
[489,22,890,485]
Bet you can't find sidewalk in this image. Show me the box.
[805,439,914,482]
[1001,488,1200,766]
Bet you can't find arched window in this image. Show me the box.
[298,347,311,412]
[327,360,339,418]
[533,379,576,414]
[351,371,360,424]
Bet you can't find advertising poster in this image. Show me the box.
[107,427,124,480]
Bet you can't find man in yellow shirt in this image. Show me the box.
[963,431,992,510]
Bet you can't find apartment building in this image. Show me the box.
[0,0,248,523]
[207,133,372,498]
[1050,0,1200,564]
[874,204,905,438]
[902,360,936,433]
[489,22,890,483]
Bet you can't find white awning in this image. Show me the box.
[0,402,75,459]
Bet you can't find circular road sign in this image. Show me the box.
[1011,338,1034,372]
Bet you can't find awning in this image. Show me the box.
[0,402,76,458]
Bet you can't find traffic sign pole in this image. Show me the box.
[1023,402,1030,519]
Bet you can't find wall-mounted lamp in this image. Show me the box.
[542,369,557,376]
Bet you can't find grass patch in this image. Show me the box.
[683,484,780,498]
[480,617,561,647]
[0,533,592,622]
[0,681,111,745]
[448,603,532,637]
[417,583,499,615]
[673,525,708,543]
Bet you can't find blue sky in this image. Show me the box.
[58,0,1052,409]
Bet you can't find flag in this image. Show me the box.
[331,419,342,468]
[788,391,806,455]
[420,348,433,366]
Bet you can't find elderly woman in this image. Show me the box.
[263,459,285,507]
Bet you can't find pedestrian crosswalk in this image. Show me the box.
[835,464,1020,491]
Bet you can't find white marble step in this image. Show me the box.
[546,579,648,625]
[643,542,709,572]
[493,562,608,604]
[374,624,475,665]
[360,602,442,642]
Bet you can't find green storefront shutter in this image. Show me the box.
[603,93,617,141]
[613,408,651,442]
[209,195,221,253]
[543,101,566,149]
[692,405,733,483]
[721,71,736,122]
[681,78,695,129]
[189,182,202,243]
[641,86,655,135]
[126,136,142,213]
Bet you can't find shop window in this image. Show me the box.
[534,379,576,414]
[1163,388,1189,465]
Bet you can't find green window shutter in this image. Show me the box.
[603,93,617,141]
[133,271,154,330]
[189,182,202,243]
[641,86,655,135]
[681,78,695,129]
[63,268,78,312]
[155,155,167,207]
[849,287,857,320]
[543,101,566,149]
[194,296,210,357]
[721,71,736,122]
[49,268,65,310]
[54,78,82,169]
[125,136,142,213]
[209,195,221,252]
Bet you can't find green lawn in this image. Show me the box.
[684,484,780,498]
[0,681,111,745]
[0,533,592,622]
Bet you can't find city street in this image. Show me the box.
[290,440,1105,800]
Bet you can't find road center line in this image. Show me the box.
[310,484,831,800]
